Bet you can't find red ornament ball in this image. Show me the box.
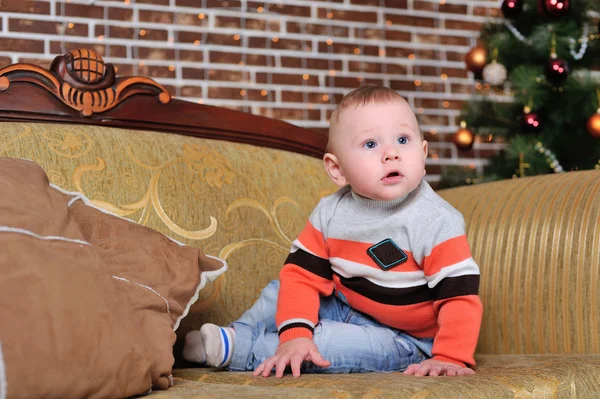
[545,58,570,84]
[538,0,570,19]
[502,0,523,18]
[521,111,544,133]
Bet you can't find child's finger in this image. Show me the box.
[275,353,291,378]
[308,349,330,367]
[402,364,420,375]
[289,353,304,377]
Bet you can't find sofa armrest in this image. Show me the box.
[438,171,599,355]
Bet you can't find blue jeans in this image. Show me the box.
[229,280,433,373]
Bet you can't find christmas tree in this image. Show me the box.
[439,0,600,189]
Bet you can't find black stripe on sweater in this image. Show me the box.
[335,273,433,305]
[432,275,480,301]
[278,322,314,337]
[285,249,333,280]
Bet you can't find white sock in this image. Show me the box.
[182,330,206,364]
[200,323,235,368]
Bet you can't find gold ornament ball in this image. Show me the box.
[453,128,475,150]
[465,47,487,74]
[587,112,600,138]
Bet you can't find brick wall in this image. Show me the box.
[0,0,506,184]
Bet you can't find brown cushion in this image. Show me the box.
[0,157,226,398]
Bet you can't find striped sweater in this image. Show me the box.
[276,180,483,367]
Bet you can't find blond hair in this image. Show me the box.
[327,84,418,151]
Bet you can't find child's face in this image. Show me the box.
[324,100,428,201]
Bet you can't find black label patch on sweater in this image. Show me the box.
[367,239,407,271]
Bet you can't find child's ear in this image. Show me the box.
[323,153,348,187]
[422,140,428,176]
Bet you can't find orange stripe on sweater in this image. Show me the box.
[297,220,329,258]
[422,234,472,276]
[328,238,421,272]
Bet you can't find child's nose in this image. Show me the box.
[383,148,400,162]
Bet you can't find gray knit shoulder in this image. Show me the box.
[307,185,350,239]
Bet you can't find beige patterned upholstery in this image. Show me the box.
[2,121,599,398]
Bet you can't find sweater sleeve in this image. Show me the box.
[418,211,483,367]
[276,199,335,343]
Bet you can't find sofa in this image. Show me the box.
[0,49,598,399]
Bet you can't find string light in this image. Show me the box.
[139,29,147,36]
[198,13,205,19]
[535,142,563,172]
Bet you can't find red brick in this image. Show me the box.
[180,49,204,62]
[181,86,203,97]
[246,54,274,66]
[351,0,407,7]
[318,8,377,23]
[259,108,321,121]
[9,19,87,37]
[281,57,342,71]
[137,0,169,5]
[473,7,502,17]
[416,49,440,60]
[447,51,466,62]
[135,47,175,61]
[420,115,450,126]
[445,20,482,31]
[208,87,268,102]
[264,4,311,18]
[439,4,468,14]
[385,47,413,58]
[331,76,383,89]
[138,29,169,42]
[206,33,242,47]
[16,58,51,69]
[2,0,50,14]
[138,65,175,79]
[50,42,106,57]
[185,68,246,82]
[385,30,412,42]
[210,51,242,64]
[318,41,379,57]
[59,3,104,19]
[386,64,408,75]
[106,45,127,59]
[178,31,205,44]
[287,22,349,37]
[419,82,444,92]
[451,83,473,94]
[95,25,135,40]
[2,38,44,53]
[176,0,241,7]
[249,37,307,52]
[113,63,134,76]
[413,1,436,12]
[140,10,174,24]
[0,57,12,68]
[282,91,343,104]
[440,36,470,46]
[386,14,437,28]
[256,72,319,87]
[176,13,210,27]
[349,61,383,74]
[390,80,416,91]
[108,7,134,21]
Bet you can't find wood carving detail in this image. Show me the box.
[0,49,171,117]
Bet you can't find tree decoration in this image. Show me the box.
[521,103,544,133]
[452,121,475,150]
[482,49,507,86]
[465,46,487,75]
[535,142,564,172]
[545,33,570,85]
[538,0,570,19]
[501,0,524,19]
[587,90,600,139]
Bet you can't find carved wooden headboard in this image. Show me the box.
[0,48,326,158]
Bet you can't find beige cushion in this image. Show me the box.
[0,157,226,398]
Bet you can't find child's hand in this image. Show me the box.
[252,337,330,378]
[403,359,475,377]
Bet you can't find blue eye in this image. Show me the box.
[397,136,408,145]
[363,141,377,149]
